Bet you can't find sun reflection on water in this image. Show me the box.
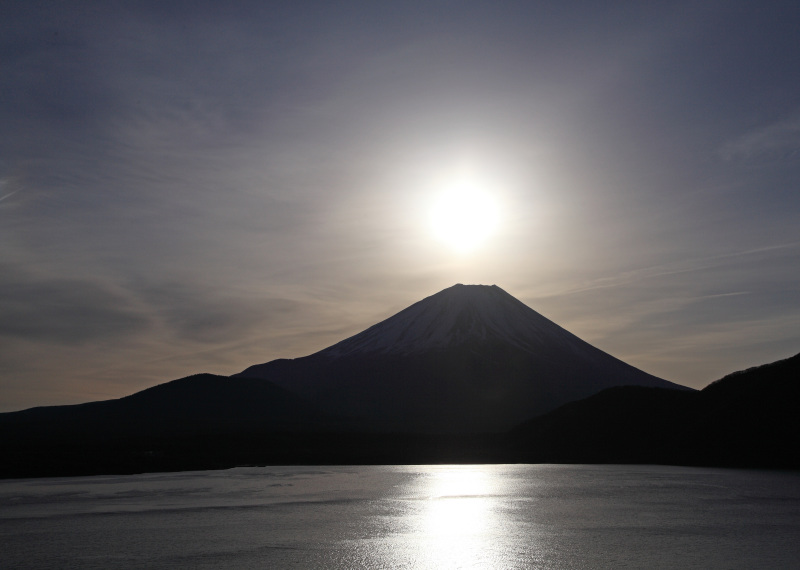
[412,466,503,568]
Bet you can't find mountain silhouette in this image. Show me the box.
[237,284,687,432]
[510,351,800,468]
[0,374,334,438]
[1,331,796,476]
[3,283,714,477]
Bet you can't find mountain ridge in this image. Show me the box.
[237,284,688,432]
[0,374,337,436]
[1,351,796,477]
[510,351,800,468]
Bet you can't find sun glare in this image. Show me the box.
[429,182,500,254]
[415,466,498,567]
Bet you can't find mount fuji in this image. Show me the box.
[237,284,688,432]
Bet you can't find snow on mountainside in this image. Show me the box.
[236,283,687,432]
[315,284,585,358]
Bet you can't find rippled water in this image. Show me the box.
[2,465,799,569]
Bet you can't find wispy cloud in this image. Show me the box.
[719,112,800,164]
[0,263,150,345]
[538,242,800,299]
[0,190,18,203]
[0,175,23,205]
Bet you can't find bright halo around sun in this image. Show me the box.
[429,183,500,254]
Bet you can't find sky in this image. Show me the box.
[2,0,799,412]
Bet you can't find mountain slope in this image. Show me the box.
[511,352,800,468]
[0,374,334,437]
[237,284,688,432]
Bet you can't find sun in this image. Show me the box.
[429,183,500,253]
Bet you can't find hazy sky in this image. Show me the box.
[2,1,799,411]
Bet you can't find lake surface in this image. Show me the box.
[1,464,799,569]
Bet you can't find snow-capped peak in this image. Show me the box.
[314,284,584,359]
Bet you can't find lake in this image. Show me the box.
[1,464,798,569]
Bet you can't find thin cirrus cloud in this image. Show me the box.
[719,113,800,164]
[0,264,149,345]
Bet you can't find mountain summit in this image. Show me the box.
[238,284,688,432]
[316,284,589,358]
